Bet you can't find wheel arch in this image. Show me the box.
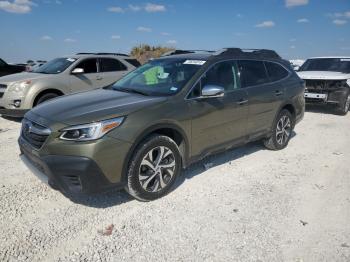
[33,88,65,107]
[121,123,190,183]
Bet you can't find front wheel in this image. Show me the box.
[125,135,182,201]
[336,91,350,116]
[35,93,59,106]
[264,109,294,150]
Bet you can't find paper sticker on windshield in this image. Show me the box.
[341,59,350,62]
[183,60,206,65]
[170,87,178,91]
[66,58,76,62]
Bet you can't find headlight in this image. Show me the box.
[8,81,32,93]
[59,117,124,141]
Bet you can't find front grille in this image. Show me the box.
[305,79,347,91]
[21,119,51,149]
[0,93,3,98]
[0,84,7,89]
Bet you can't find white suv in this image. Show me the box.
[0,53,140,118]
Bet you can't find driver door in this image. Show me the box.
[69,58,103,93]
[188,60,249,157]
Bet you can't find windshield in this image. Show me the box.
[33,57,77,74]
[112,58,205,96]
[299,58,350,73]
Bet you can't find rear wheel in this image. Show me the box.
[264,109,294,150]
[125,135,182,201]
[35,93,59,106]
[336,90,350,116]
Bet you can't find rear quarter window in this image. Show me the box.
[100,58,127,72]
[238,60,269,87]
[125,59,141,68]
[265,61,289,82]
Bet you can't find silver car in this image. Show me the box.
[0,53,140,117]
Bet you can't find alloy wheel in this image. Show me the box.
[276,115,292,145]
[139,146,176,192]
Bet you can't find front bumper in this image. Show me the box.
[304,88,348,105]
[0,108,28,118]
[18,136,127,195]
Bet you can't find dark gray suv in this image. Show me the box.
[19,48,305,201]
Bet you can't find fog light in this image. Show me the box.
[14,100,21,108]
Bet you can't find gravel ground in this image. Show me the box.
[0,107,349,262]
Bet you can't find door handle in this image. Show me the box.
[275,90,283,96]
[237,99,248,105]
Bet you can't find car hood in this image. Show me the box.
[0,72,51,84]
[297,71,350,80]
[28,89,167,126]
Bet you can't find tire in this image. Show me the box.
[336,90,350,116]
[125,135,182,201]
[264,109,294,150]
[35,93,59,106]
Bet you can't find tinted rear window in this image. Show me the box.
[100,58,127,72]
[125,59,141,67]
[76,59,97,73]
[265,61,289,82]
[238,60,269,87]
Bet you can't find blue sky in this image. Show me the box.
[0,0,349,63]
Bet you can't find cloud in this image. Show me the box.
[111,35,121,40]
[340,47,350,50]
[161,32,171,36]
[64,38,77,43]
[145,3,166,12]
[0,0,35,14]
[40,35,52,41]
[236,13,243,18]
[166,40,177,45]
[107,6,124,13]
[331,11,350,18]
[289,38,296,42]
[137,26,152,32]
[290,45,296,49]
[297,18,309,23]
[255,21,275,28]
[333,19,347,25]
[128,4,141,11]
[285,0,308,8]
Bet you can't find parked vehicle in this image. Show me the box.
[26,60,47,72]
[0,53,140,117]
[297,57,350,115]
[0,58,26,77]
[18,48,305,201]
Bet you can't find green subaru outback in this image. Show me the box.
[18,48,305,201]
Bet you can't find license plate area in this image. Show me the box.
[304,92,327,99]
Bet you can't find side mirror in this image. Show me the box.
[201,85,225,98]
[294,66,300,71]
[71,68,84,74]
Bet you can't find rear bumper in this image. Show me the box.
[0,108,28,118]
[18,137,126,195]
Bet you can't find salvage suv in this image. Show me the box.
[0,53,140,117]
[297,57,350,115]
[18,48,305,201]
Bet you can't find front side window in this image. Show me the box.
[189,61,239,98]
[113,58,204,96]
[265,61,289,82]
[299,58,350,73]
[100,58,127,72]
[75,59,98,74]
[238,60,269,87]
[33,57,77,74]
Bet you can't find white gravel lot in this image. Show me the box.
[0,107,349,262]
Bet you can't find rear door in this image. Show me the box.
[99,58,129,87]
[238,60,287,139]
[189,60,249,157]
[69,58,102,93]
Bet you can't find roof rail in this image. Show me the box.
[214,48,281,59]
[76,52,129,57]
[161,49,214,57]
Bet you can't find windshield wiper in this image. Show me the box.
[116,87,149,96]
